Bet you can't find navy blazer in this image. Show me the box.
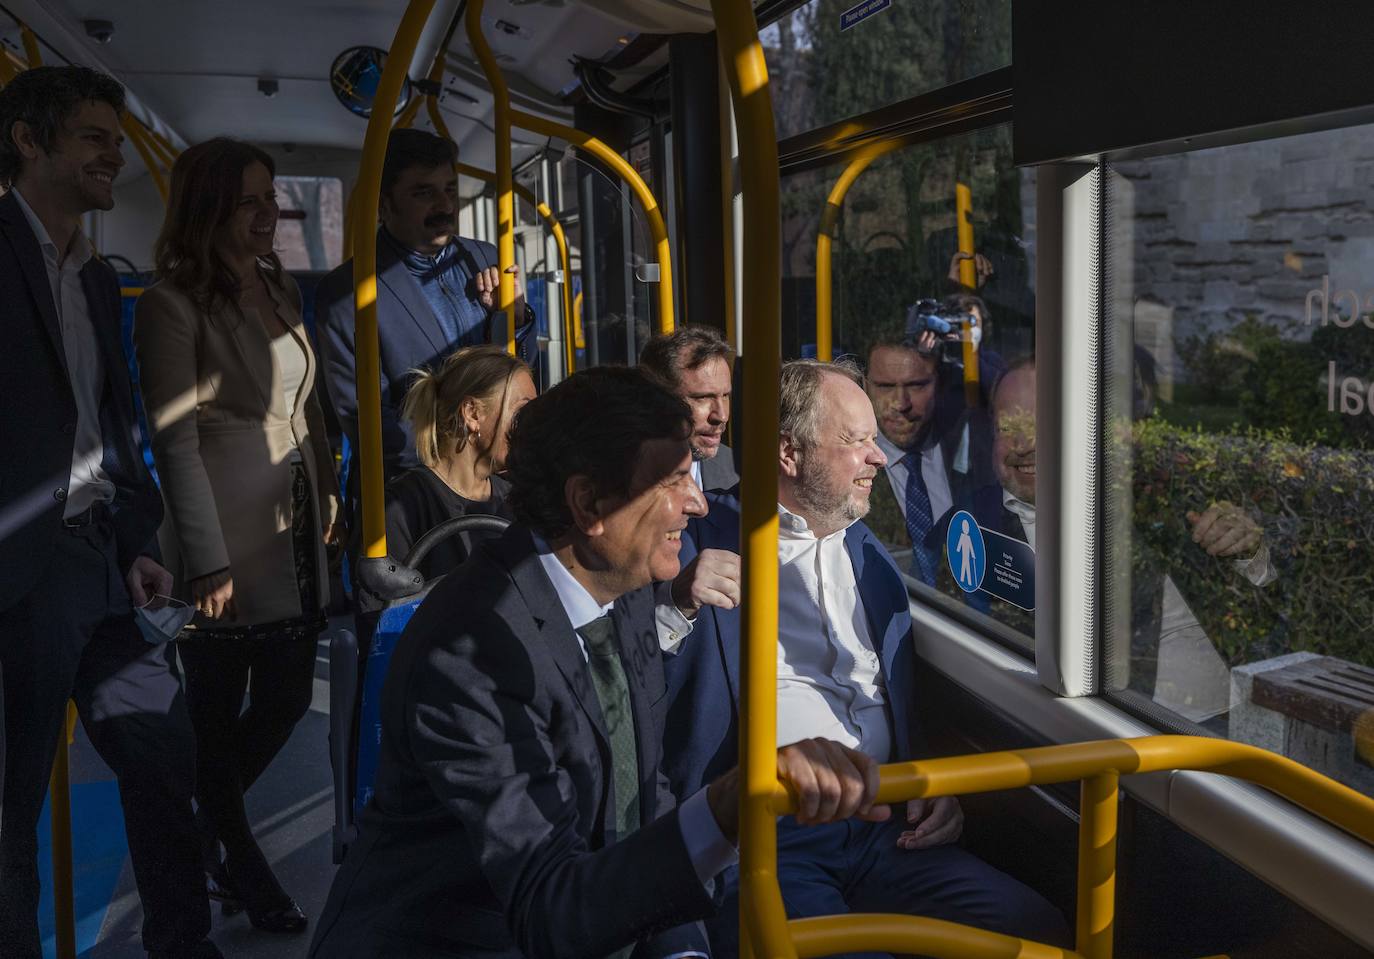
[0,191,161,612]
[314,231,536,496]
[310,525,712,959]
[661,493,918,801]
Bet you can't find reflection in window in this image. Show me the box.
[781,124,1036,644]
[761,0,1011,140]
[1104,125,1374,796]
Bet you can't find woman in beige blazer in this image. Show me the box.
[134,138,339,936]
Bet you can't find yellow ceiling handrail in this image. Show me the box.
[513,109,675,336]
[350,0,438,560]
[19,23,41,68]
[120,117,168,204]
[465,0,518,355]
[710,2,784,957]
[814,139,900,361]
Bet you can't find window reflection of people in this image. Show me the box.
[982,355,1278,718]
[862,322,993,585]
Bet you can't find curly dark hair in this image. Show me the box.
[0,66,126,187]
[638,325,733,390]
[505,367,691,540]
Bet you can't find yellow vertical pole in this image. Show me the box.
[574,291,585,349]
[0,49,18,84]
[20,24,42,67]
[50,702,77,959]
[352,0,438,559]
[711,1,789,957]
[1076,771,1119,959]
[955,182,979,404]
[814,141,897,361]
[465,0,517,355]
[541,203,576,377]
[121,118,168,204]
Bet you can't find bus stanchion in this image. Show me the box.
[955,182,979,405]
[50,701,78,959]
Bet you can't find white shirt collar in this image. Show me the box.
[531,533,614,630]
[11,187,94,270]
[690,458,703,489]
[1002,489,1036,526]
[777,503,855,542]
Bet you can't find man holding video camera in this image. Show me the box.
[862,300,995,585]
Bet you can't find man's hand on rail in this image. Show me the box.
[476,263,527,321]
[896,796,964,850]
[704,738,888,844]
[947,251,994,290]
[670,548,741,619]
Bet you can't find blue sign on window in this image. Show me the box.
[840,0,892,32]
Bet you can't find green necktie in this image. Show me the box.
[578,614,640,843]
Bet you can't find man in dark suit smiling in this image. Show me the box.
[310,367,889,959]
[0,66,214,959]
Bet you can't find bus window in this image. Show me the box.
[274,175,344,270]
[781,123,1038,651]
[762,0,1012,141]
[1103,123,1374,797]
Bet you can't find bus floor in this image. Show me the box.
[46,620,344,959]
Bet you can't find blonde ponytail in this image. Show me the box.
[401,345,531,468]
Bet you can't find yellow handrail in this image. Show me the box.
[19,23,41,68]
[955,182,979,404]
[49,702,77,959]
[455,162,577,377]
[761,735,1374,959]
[121,117,168,204]
[573,290,585,349]
[710,3,783,959]
[465,0,517,354]
[0,47,19,84]
[814,140,899,361]
[513,109,675,335]
[350,0,438,559]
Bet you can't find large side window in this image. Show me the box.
[274,175,344,271]
[1103,125,1374,796]
[780,123,1037,650]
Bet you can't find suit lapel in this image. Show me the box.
[697,497,743,701]
[499,530,610,746]
[0,193,67,376]
[376,236,447,358]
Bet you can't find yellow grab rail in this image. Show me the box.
[814,140,899,361]
[465,0,517,354]
[760,735,1374,959]
[513,109,675,335]
[19,22,41,67]
[710,3,783,958]
[350,0,437,559]
[121,117,169,204]
[955,182,979,404]
[49,702,77,959]
[454,162,578,379]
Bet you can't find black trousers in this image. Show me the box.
[178,629,318,909]
[0,521,208,959]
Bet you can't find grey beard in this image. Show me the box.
[793,462,868,531]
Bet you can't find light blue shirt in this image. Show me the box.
[532,535,737,887]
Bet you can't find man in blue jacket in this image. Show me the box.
[315,129,537,505]
[660,359,1067,957]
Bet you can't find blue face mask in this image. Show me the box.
[134,595,195,645]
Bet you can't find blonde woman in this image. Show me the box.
[134,138,340,935]
[386,345,535,580]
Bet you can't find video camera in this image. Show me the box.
[904,298,978,365]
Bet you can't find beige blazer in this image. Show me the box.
[134,274,340,627]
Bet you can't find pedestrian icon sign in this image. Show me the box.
[946,510,986,593]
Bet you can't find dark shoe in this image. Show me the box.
[245,899,308,935]
[205,863,243,917]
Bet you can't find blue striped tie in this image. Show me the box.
[903,452,939,585]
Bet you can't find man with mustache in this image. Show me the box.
[660,360,1067,956]
[309,367,889,959]
[0,67,217,958]
[863,324,994,586]
[316,128,537,500]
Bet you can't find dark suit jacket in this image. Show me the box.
[698,443,739,493]
[310,525,713,959]
[0,191,161,612]
[314,231,536,498]
[661,493,918,800]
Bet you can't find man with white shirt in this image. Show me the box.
[310,367,889,959]
[661,360,1067,958]
[0,67,214,959]
[639,325,740,493]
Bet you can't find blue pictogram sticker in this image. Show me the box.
[946,510,986,593]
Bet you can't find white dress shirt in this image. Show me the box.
[690,459,703,490]
[13,188,116,517]
[775,506,892,764]
[876,430,952,527]
[532,535,735,887]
